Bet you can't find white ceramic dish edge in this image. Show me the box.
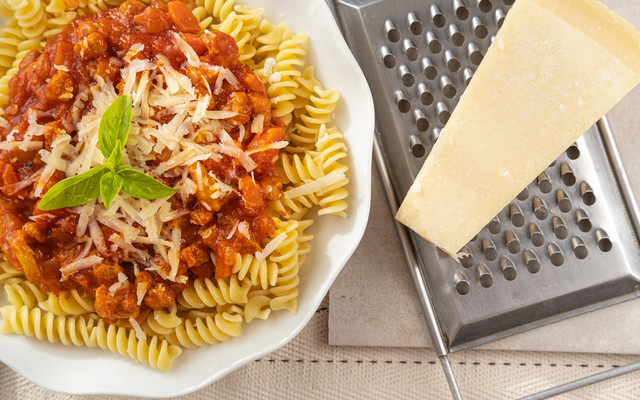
[0,0,375,397]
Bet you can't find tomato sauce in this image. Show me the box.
[0,0,284,323]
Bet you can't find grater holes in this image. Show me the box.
[409,135,426,158]
[426,31,443,54]
[458,246,474,268]
[528,223,544,247]
[418,83,434,105]
[509,203,524,227]
[500,257,517,281]
[467,42,483,65]
[453,0,470,20]
[436,101,451,124]
[403,38,419,61]
[399,65,415,87]
[516,187,529,201]
[524,249,541,273]
[421,57,438,80]
[445,49,461,72]
[430,128,441,143]
[532,196,549,220]
[560,162,576,186]
[580,182,596,206]
[547,243,564,266]
[571,236,588,260]
[552,216,568,240]
[477,264,493,288]
[407,12,423,35]
[448,24,465,47]
[476,0,492,13]
[472,16,488,39]
[488,216,501,234]
[536,171,552,193]
[596,229,612,252]
[504,230,521,254]
[566,143,580,160]
[556,189,572,213]
[454,271,470,295]
[576,209,592,232]
[494,8,506,28]
[481,237,498,261]
[384,20,401,43]
[394,90,411,113]
[381,46,396,68]
[430,5,447,28]
[461,69,473,88]
[440,76,457,98]
[413,109,430,132]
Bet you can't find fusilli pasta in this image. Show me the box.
[0,0,349,370]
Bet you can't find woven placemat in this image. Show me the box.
[2,295,640,399]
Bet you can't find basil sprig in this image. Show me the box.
[39,96,177,211]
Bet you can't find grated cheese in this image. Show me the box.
[129,317,146,340]
[245,140,288,155]
[226,220,239,239]
[11,43,290,289]
[284,171,346,199]
[251,114,265,134]
[255,232,287,262]
[20,108,46,152]
[59,255,103,278]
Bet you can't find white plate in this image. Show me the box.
[0,0,374,397]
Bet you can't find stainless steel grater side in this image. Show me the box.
[332,0,640,352]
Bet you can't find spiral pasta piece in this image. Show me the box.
[203,0,234,22]
[0,66,16,111]
[268,219,299,313]
[4,280,47,308]
[0,254,24,284]
[291,66,322,118]
[0,19,24,75]
[7,0,47,39]
[143,304,182,336]
[269,194,314,221]
[177,274,251,309]
[231,253,277,290]
[38,290,95,316]
[296,218,314,266]
[90,319,183,371]
[279,152,324,186]
[167,307,243,348]
[292,86,340,149]
[0,305,99,346]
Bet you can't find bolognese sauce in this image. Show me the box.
[0,0,285,323]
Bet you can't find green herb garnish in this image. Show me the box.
[38,95,177,211]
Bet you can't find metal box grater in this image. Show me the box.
[333,0,640,351]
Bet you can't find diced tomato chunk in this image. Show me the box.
[167,1,201,34]
[134,6,170,33]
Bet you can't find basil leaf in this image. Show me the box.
[100,171,123,210]
[105,140,124,171]
[120,169,177,200]
[99,95,132,159]
[38,165,107,211]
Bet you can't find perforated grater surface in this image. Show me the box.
[332,0,640,351]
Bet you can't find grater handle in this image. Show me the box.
[373,133,463,400]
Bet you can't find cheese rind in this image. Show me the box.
[395,0,640,256]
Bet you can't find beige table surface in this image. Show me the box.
[3,0,640,399]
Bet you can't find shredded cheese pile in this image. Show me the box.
[23,34,288,283]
